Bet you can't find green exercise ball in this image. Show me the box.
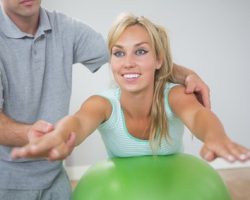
[72,154,231,200]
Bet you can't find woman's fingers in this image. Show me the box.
[11,132,65,159]
[227,142,250,161]
[200,145,216,161]
[201,141,250,163]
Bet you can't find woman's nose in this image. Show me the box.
[123,54,136,68]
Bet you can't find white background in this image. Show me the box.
[42,0,250,168]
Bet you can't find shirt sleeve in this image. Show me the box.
[72,19,109,72]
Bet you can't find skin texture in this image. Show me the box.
[0,1,210,149]
[11,23,250,163]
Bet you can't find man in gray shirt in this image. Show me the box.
[0,0,210,199]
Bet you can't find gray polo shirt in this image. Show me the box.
[0,7,108,189]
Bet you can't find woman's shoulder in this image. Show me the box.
[164,83,186,116]
[96,87,120,101]
[164,83,185,95]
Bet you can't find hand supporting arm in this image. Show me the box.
[0,111,54,147]
[0,111,30,146]
[172,63,211,109]
[11,96,111,160]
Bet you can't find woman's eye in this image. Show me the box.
[113,51,125,57]
[135,49,148,56]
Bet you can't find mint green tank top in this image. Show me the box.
[97,83,184,157]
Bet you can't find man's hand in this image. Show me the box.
[11,123,76,161]
[185,73,211,109]
[28,120,54,142]
[10,120,54,159]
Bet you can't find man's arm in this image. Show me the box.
[0,111,53,147]
[171,63,195,84]
[172,63,211,109]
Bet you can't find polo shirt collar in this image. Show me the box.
[0,7,52,39]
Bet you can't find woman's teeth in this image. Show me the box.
[123,74,140,79]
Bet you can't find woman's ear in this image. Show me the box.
[155,57,163,69]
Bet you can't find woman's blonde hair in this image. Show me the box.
[108,13,174,151]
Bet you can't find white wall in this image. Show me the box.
[42,0,250,168]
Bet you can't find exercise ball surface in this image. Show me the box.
[73,154,231,200]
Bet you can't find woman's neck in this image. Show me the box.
[120,90,153,119]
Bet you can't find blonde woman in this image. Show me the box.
[12,13,250,163]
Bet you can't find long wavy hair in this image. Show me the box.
[108,13,174,151]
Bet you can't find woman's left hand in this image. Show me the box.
[200,137,250,162]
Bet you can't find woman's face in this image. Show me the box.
[110,25,162,94]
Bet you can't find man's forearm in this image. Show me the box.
[0,111,30,147]
[172,63,196,84]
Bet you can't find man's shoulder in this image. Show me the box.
[43,8,73,25]
[42,8,93,33]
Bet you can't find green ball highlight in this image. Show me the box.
[73,154,231,200]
